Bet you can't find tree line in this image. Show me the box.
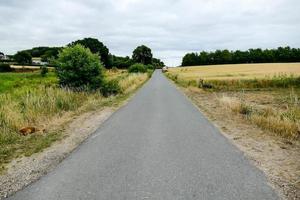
[8,38,165,69]
[182,47,300,66]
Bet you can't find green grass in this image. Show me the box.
[0,72,57,94]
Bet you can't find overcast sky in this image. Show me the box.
[0,0,300,66]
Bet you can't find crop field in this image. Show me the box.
[169,63,300,80]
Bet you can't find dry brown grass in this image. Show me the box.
[169,63,300,80]
[219,93,300,139]
[119,73,148,94]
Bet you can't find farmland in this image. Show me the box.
[169,63,300,80]
[0,69,149,172]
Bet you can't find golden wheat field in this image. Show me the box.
[169,63,300,80]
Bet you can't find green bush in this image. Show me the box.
[128,63,147,73]
[55,44,104,90]
[100,79,121,97]
[40,65,48,77]
[0,64,13,72]
[145,64,154,70]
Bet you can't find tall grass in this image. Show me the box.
[119,73,148,94]
[167,72,300,90]
[219,94,300,139]
[0,71,149,171]
[205,74,300,90]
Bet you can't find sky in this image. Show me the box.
[0,0,300,66]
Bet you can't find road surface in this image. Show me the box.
[8,70,278,200]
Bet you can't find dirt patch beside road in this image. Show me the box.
[0,108,114,199]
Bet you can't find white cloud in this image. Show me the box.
[0,0,299,66]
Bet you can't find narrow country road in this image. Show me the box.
[8,70,278,200]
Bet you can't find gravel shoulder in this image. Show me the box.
[0,108,114,199]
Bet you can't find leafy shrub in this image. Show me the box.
[100,79,121,97]
[0,64,13,72]
[40,65,48,77]
[145,64,154,70]
[128,63,147,73]
[55,44,104,90]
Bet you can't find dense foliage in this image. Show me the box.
[69,38,110,68]
[25,47,62,58]
[182,47,300,66]
[132,45,153,65]
[40,48,61,62]
[152,58,165,68]
[55,44,104,89]
[0,63,13,72]
[14,51,32,65]
[128,63,147,73]
[109,55,134,69]
[100,79,121,97]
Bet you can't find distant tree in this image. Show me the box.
[110,55,134,69]
[232,50,249,64]
[14,51,32,65]
[132,45,153,65]
[69,38,110,68]
[181,46,300,66]
[41,48,61,62]
[55,44,104,90]
[152,58,165,69]
[182,53,199,66]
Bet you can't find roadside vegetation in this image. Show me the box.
[166,63,300,140]
[0,39,163,173]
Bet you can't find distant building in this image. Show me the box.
[32,57,48,65]
[0,52,8,60]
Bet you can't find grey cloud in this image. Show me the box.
[0,0,300,66]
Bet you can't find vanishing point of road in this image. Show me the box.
[8,70,278,200]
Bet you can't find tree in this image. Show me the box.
[132,45,153,65]
[41,48,61,62]
[55,44,104,89]
[110,55,134,69]
[152,58,165,68]
[182,53,199,66]
[69,38,110,68]
[14,51,32,65]
[181,46,300,66]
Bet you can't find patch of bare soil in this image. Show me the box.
[183,87,300,200]
[0,108,114,199]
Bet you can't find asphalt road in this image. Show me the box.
[8,70,278,200]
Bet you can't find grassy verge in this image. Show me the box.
[0,70,149,172]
